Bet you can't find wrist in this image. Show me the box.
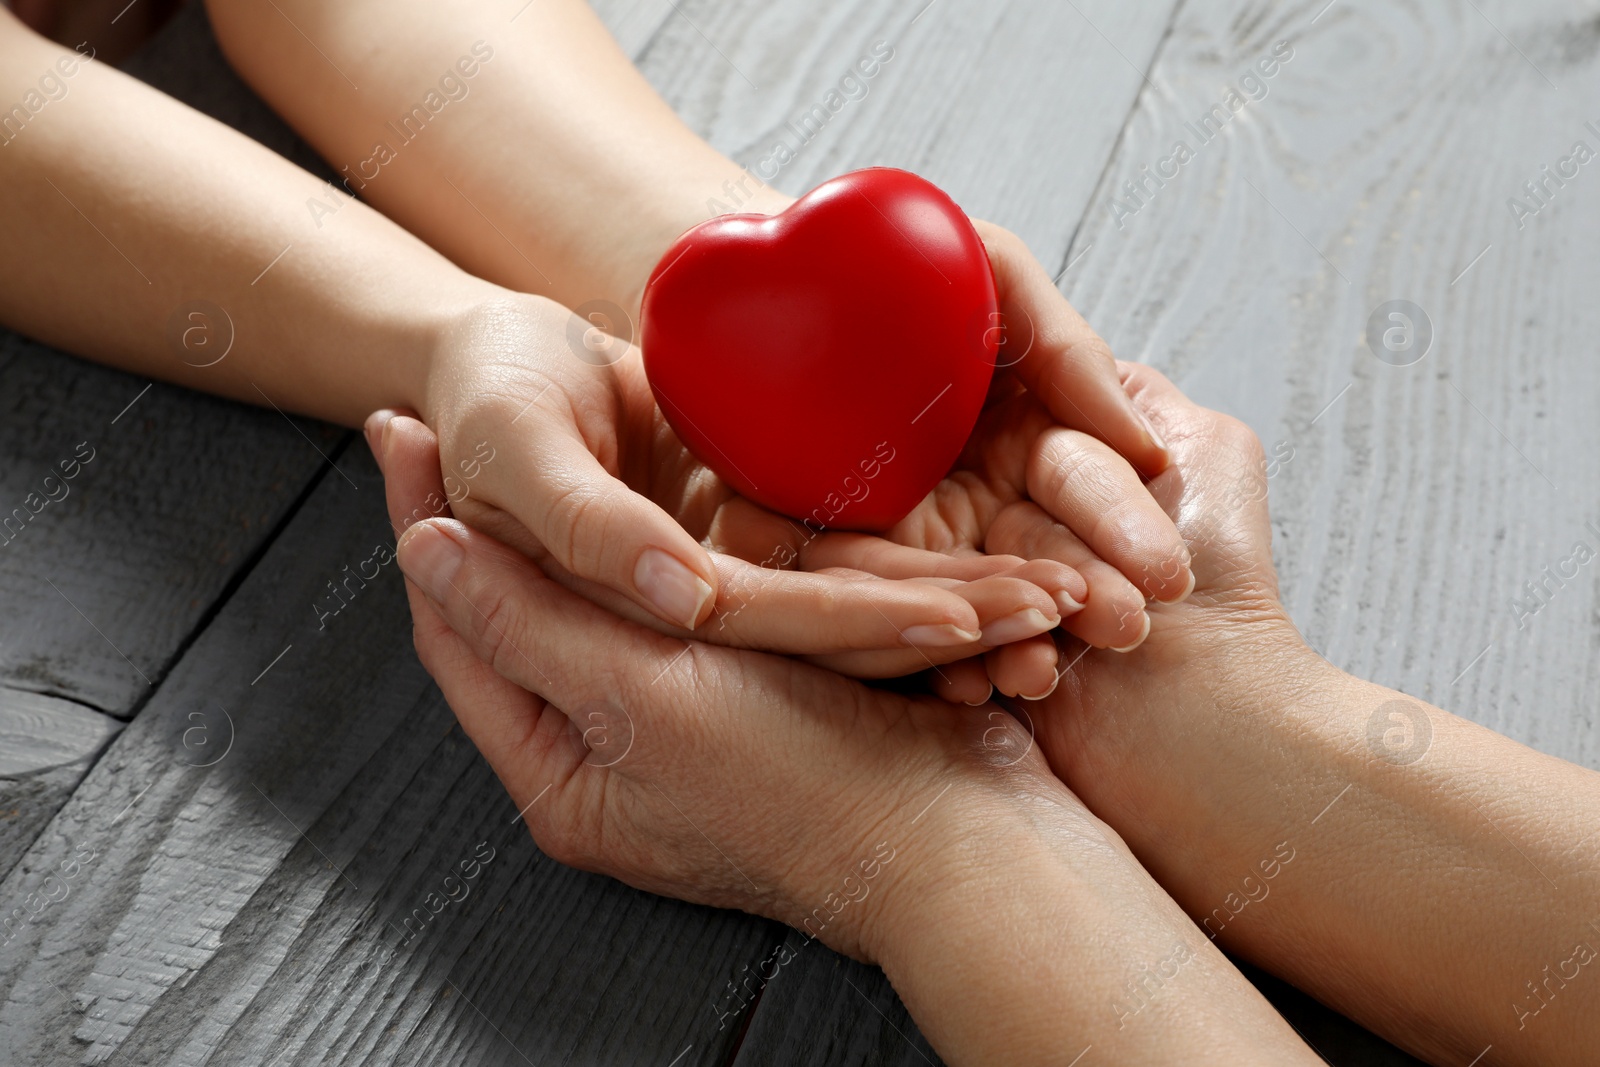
[418,288,570,427]
[859,773,1325,1066]
[611,168,797,319]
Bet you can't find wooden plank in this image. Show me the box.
[0,337,342,720]
[1061,0,1600,770]
[0,446,780,1065]
[635,0,1185,269]
[1049,0,1600,1061]
[590,0,679,59]
[0,691,121,888]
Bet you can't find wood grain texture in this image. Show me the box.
[7,0,1593,1064]
[1051,0,1600,1060]
[635,0,1187,271]
[0,337,343,720]
[727,933,938,1067]
[1062,0,1600,767]
[0,691,121,886]
[0,447,779,1066]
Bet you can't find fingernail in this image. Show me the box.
[1052,590,1085,616]
[1153,566,1196,605]
[635,547,714,629]
[980,608,1059,646]
[364,409,397,460]
[1109,611,1152,653]
[397,522,464,603]
[1021,671,1061,701]
[1136,406,1168,456]
[962,683,995,707]
[904,623,983,647]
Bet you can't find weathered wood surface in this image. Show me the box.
[0,444,782,1066]
[0,12,336,723]
[1,0,1594,1064]
[0,691,120,889]
[1065,0,1600,770]
[0,336,339,720]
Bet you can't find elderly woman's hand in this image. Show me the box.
[1022,366,1600,1067]
[367,410,1323,1067]
[373,410,1054,960]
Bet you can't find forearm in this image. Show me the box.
[204,0,785,317]
[872,786,1320,1066]
[0,10,501,427]
[1086,642,1600,1066]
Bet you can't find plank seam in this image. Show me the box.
[0,683,121,723]
[720,921,786,1067]
[107,431,359,721]
[1051,0,1190,282]
[0,434,351,883]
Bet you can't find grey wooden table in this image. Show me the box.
[1,1,1593,1063]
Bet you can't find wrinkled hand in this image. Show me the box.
[370,409,1061,965]
[1026,363,1309,830]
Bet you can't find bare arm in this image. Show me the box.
[202,0,771,316]
[0,6,504,427]
[1034,364,1600,1067]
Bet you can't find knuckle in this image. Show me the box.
[528,818,586,870]
[1042,325,1114,375]
[462,575,521,674]
[541,481,614,574]
[1216,414,1265,461]
[1028,430,1094,504]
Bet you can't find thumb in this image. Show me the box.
[977,222,1169,478]
[479,426,719,631]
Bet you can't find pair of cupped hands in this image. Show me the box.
[377,220,1296,966]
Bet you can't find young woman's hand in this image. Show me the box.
[419,294,1077,673]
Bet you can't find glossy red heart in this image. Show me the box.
[640,167,998,532]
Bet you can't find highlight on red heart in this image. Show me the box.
[639,167,999,533]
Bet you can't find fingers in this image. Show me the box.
[704,495,812,568]
[395,516,689,718]
[374,409,570,797]
[800,533,1025,582]
[1026,428,1193,603]
[982,235,1160,464]
[369,411,456,534]
[955,574,1060,645]
[473,416,721,632]
[987,558,1088,620]
[704,556,982,654]
[928,658,993,706]
[987,502,1149,651]
[1119,360,1279,590]
[808,572,1063,678]
[985,636,1060,701]
[363,409,401,475]
[977,222,1168,477]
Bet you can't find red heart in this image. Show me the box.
[640,167,998,533]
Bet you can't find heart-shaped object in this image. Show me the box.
[640,167,998,532]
